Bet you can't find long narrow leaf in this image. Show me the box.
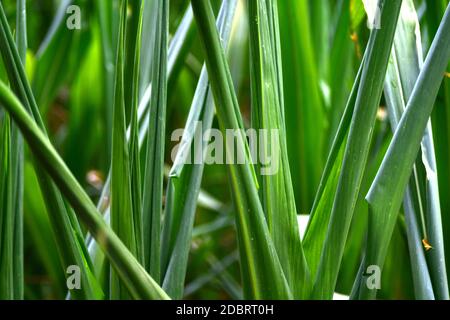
[0,1,101,300]
[312,0,403,299]
[377,0,436,299]
[0,80,170,300]
[161,0,238,299]
[277,0,327,211]
[191,0,292,299]
[357,3,450,300]
[110,0,138,299]
[248,0,310,298]
[142,0,169,282]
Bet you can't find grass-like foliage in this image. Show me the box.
[0,0,450,300]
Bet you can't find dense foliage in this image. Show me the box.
[0,0,449,300]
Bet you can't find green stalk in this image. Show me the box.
[86,5,197,283]
[142,0,169,282]
[96,0,117,160]
[310,0,330,81]
[12,0,26,299]
[161,0,238,299]
[0,80,170,300]
[277,0,326,211]
[0,1,101,300]
[92,4,196,216]
[248,0,310,298]
[191,0,292,299]
[110,0,138,299]
[328,0,355,143]
[357,3,450,300]
[0,115,14,299]
[129,1,145,267]
[426,0,450,292]
[312,0,402,299]
[303,60,363,279]
[374,0,436,299]
[124,0,142,123]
